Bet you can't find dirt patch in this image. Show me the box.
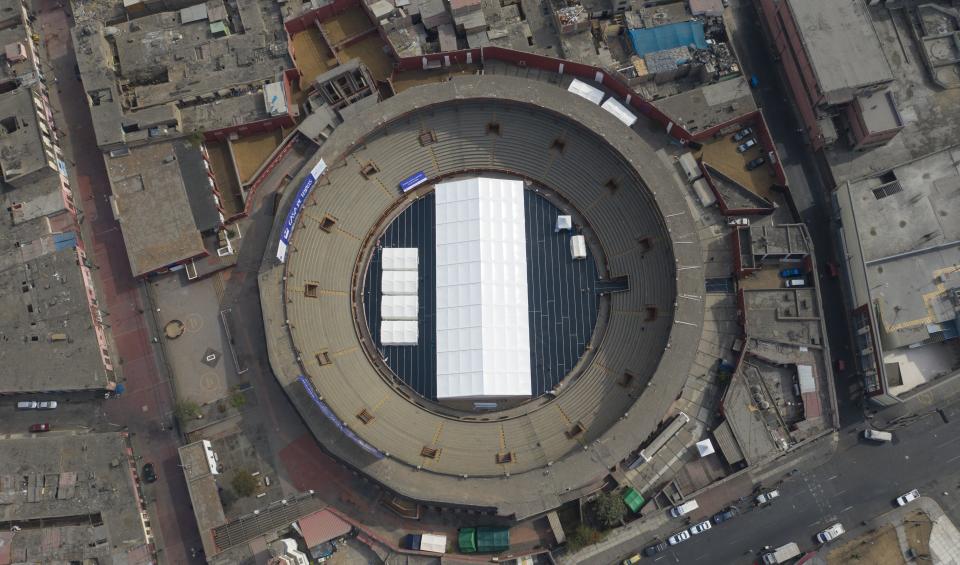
[903,510,933,559]
[827,524,905,565]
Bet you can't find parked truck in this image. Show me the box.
[458,526,510,553]
[762,542,800,564]
[405,533,447,554]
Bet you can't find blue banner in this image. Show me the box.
[276,159,326,261]
[298,376,384,459]
[399,171,427,192]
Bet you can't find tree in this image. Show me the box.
[174,400,201,424]
[566,525,602,552]
[592,491,627,529]
[229,389,247,409]
[232,470,259,497]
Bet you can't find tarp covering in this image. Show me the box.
[696,438,716,457]
[601,97,638,127]
[419,533,447,553]
[623,488,646,513]
[435,177,532,399]
[382,247,419,270]
[381,295,419,321]
[458,528,477,553]
[570,235,587,259]
[556,215,572,231]
[476,527,510,553]
[567,78,605,105]
[628,20,707,57]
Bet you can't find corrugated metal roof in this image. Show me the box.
[628,21,707,58]
[712,421,744,465]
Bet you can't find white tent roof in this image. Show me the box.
[381,295,418,321]
[382,247,418,271]
[435,177,532,399]
[601,97,638,127]
[382,270,418,295]
[556,215,572,231]
[567,78,605,105]
[696,439,716,457]
[797,364,816,393]
[381,320,418,345]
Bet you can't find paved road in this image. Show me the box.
[640,398,960,564]
[35,2,200,562]
[726,0,861,427]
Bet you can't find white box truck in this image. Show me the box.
[762,542,800,564]
[669,499,699,518]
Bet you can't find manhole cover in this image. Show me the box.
[164,319,185,339]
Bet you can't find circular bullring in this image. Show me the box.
[264,74,705,511]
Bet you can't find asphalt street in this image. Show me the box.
[635,397,960,564]
[724,1,863,430]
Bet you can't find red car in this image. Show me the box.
[29,423,50,433]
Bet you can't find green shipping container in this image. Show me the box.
[458,528,477,553]
[623,488,646,513]
[475,526,510,553]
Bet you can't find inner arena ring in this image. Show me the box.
[261,74,705,517]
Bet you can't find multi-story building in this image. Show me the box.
[758,0,903,150]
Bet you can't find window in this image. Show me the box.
[360,161,379,178]
[496,452,514,464]
[316,350,331,365]
[319,214,337,232]
[418,130,437,146]
[420,446,439,459]
[356,408,374,424]
[486,122,501,135]
[566,422,585,438]
[304,283,318,298]
[605,178,619,192]
[550,138,566,153]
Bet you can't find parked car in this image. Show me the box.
[863,429,893,442]
[728,218,750,227]
[621,554,641,565]
[142,463,158,483]
[642,541,668,557]
[732,127,753,142]
[712,507,739,524]
[737,138,758,153]
[896,489,920,506]
[756,489,780,505]
[689,520,712,535]
[667,530,691,546]
[29,423,50,433]
[37,401,58,410]
[669,499,699,518]
[785,278,806,288]
[779,268,802,278]
[16,401,38,410]
[817,522,846,543]
[746,156,766,171]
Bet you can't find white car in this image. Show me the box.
[667,530,691,545]
[37,401,58,410]
[896,489,920,506]
[817,522,845,543]
[756,489,780,504]
[689,520,712,535]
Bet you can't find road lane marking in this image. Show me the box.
[936,436,960,449]
[835,489,847,496]
[946,453,960,465]
[841,505,854,513]
[806,520,821,527]
[826,475,838,481]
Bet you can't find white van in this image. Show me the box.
[863,429,893,442]
[669,499,699,518]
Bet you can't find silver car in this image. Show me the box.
[667,530,691,545]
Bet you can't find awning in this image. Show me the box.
[296,510,351,549]
[712,421,744,465]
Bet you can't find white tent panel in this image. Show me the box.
[382,295,418,320]
[696,439,716,457]
[570,235,587,260]
[382,270,418,295]
[601,97,638,127]
[797,364,816,393]
[382,247,418,271]
[435,177,532,399]
[556,215,572,231]
[567,78,605,105]
[381,320,418,345]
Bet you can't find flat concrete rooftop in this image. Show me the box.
[106,140,207,277]
[0,235,110,394]
[0,87,54,186]
[0,433,150,564]
[786,0,893,102]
